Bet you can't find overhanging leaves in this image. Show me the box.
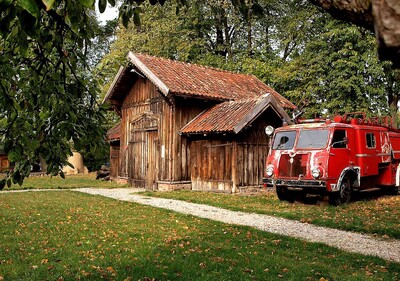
[1,0,107,185]
[17,0,39,18]
[99,0,107,13]
[79,0,95,8]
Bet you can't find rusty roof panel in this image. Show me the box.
[132,53,295,109]
[107,122,121,141]
[181,99,259,134]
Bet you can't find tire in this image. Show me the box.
[390,185,400,196]
[276,186,294,202]
[329,176,352,206]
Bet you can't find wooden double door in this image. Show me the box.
[128,128,159,189]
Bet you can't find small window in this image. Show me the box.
[366,133,376,148]
[331,130,347,148]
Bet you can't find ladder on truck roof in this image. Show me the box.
[333,112,396,130]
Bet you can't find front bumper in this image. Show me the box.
[263,178,327,190]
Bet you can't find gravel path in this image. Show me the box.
[74,188,400,263]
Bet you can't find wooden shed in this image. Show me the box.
[104,52,295,192]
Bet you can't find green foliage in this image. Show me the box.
[272,22,395,117]
[0,0,107,185]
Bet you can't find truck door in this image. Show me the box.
[328,129,353,181]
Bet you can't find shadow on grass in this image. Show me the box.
[290,188,398,206]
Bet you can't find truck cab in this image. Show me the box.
[264,114,400,205]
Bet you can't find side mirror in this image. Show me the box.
[265,126,274,136]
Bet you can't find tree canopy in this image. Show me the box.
[0,0,111,187]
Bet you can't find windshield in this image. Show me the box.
[272,131,296,150]
[297,129,329,149]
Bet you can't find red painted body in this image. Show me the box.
[263,114,400,203]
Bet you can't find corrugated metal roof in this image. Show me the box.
[129,53,295,109]
[181,94,289,134]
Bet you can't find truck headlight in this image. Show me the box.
[265,126,274,136]
[266,166,274,177]
[311,168,321,179]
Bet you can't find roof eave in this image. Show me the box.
[102,66,126,104]
[181,130,233,136]
[232,93,292,134]
[127,51,170,96]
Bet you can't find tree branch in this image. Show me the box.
[309,0,400,67]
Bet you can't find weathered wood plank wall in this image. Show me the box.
[190,140,233,192]
[188,107,283,192]
[118,80,211,188]
[117,76,285,191]
[109,144,119,179]
[172,97,212,182]
[119,77,166,187]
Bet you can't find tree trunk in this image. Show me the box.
[387,69,400,127]
[214,5,227,57]
[309,0,373,30]
[247,0,253,57]
[223,11,232,58]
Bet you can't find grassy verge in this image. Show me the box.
[141,190,400,239]
[0,191,399,280]
[1,173,127,190]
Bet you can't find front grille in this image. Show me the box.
[278,154,308,178]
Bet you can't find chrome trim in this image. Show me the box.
[356,153,391,157]
[263,178,326,189]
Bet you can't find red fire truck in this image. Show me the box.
[263,113,400,205]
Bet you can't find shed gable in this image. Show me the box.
[104,52,296,110]
[180,94,291,135]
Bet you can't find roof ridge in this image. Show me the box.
[134,52,259,79]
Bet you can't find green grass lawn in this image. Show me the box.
[0,191,399,280]
[141,190,400,240]
[2,173,127,190]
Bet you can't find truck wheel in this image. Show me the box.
[276,186,294,202]
[390,186,400,195]
[329,176,352,206]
